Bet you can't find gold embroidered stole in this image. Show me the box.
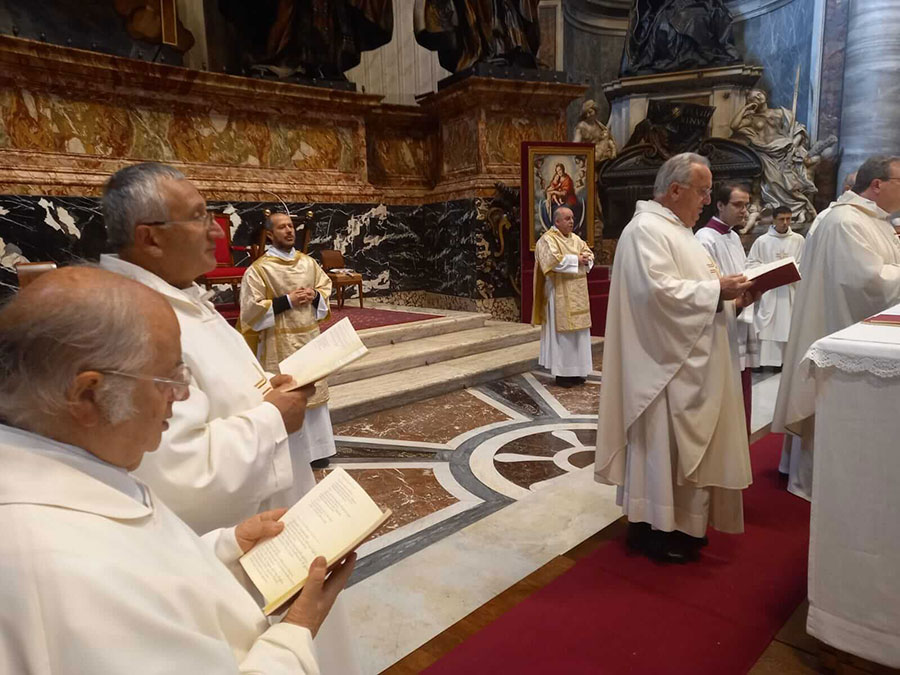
[532,229,592,332]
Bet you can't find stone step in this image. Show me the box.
[328,337,603,424]
[330,322,541,385]
[355,312,491,348]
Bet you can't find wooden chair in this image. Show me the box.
[15,261,57,289]
[320,249,363,309]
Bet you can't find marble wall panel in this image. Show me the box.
[367,125,434,185]
[441,116,479,177]
[733,0,816,127]
[485,114,560,166]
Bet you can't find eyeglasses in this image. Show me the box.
[140,210,217,229]
[98,363,192,401]
[678,183,712,198]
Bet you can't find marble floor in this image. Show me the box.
[330,359,782,674]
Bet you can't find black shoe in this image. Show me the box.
[675,530,708,553]
[310,457,331,469]
[555,376,575,388]
[573,377,587,385]
[626,521,651,553]
[645,530,697,564]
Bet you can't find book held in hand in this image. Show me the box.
[863,313,900,326]
[239,467,391,615]
[277,316,368,391]
[744,256,801,295]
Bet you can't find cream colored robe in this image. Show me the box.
[772,193,900,500]
[533,227,594,377]
[806,190,856,238]
[99,254,359,675]
[0,424,318,675]
[746,226,806,367]
[595,200,751,536]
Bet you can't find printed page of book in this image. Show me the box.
[278,317,368,390]
[239,467,390,614]
[743,256,797,281]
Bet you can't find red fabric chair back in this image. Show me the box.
[212,213,232,267]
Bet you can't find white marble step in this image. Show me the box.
[330,322,542,385]
[328,337,603,424]
[356,312,490,348]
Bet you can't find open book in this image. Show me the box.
[278,317,368,391]
[239,467,391,615]
[744,256,801,295]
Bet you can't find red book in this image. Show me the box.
[744,256,801,294]
[863,313,900,326]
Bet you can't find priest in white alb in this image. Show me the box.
[773,155,900,501]
[240,212,336,467]
[99,162,361,674]
[532,206,594,387]
[0,267,355,675]
[596,153,757,563]
[695,182,759,432]
[746,205,805,368]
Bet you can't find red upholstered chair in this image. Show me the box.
[197,212,251,295]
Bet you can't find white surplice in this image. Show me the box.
[99,254,360,675]
[806,190,856,238]
[538,252,594,377]
[0,424,318,675]
[746,226,806,367]
[772,192,900,500]
[695,219,760,370]
[595,201,752,537]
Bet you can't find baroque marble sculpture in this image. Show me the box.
[573,100,618,166]
[730,89,835,224]
[219,0,393,81]
[413,0,541,73]
[620,0,740,77]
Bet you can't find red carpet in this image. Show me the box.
[424,434,810,675]
[319,305,442,332]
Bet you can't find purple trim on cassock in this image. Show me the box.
[703,217,732,235]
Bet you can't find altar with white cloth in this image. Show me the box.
[801,302,900,668]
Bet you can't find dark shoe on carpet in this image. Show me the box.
[555,376,575,388]
[675,531,708,553]
[310,458,331,469]
[645,530,698,564]
[626,521,651,553]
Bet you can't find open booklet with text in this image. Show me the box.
[277,316,368,391]
[239,467,391,615]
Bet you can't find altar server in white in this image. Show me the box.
[532,206,594,387]
[746,205,805,368]
[0,267,355,675]
[695,182,759,432]
[596,153,757,563]
[99,163,360,674]
[773,156,900,501]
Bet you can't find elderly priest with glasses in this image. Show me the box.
[98,162,360,674]
[0,266,355,674]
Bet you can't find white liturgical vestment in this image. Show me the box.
[0,424,319,675]
[595,201,752,537]
[746,226,805,366]
[695,218,760,370]
[772,193,900,500]
[99,255,360,675]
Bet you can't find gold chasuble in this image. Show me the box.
[239,251,333,407]
[532,228,592,332]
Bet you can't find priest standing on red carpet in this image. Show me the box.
[695,182,759,434]
[595,153,758,563]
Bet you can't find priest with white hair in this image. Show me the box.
[532,206,594,387]
[773,155,900,501]
[596,152,757,563]
[99,162,360,674]
[0,267,355,674]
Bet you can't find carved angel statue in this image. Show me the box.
[730,89,821,224]
[573,100,618,166]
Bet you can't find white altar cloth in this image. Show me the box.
[802,302,900,668]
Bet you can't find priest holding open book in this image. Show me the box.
[773,155,900,501]
[0,267,355,675]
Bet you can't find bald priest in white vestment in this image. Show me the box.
[533,206,594,387]
[773,156,900,501]
[0,267,356,675]
[240,212,336,466]
[596,153,758,563]
[746,206,805,368]
[695,181,760,432]
[98,163,361,675]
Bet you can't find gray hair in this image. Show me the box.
[653,152,710,198]
[0,271,151,429]
[853,156,900,194]
[102,162,185,250]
